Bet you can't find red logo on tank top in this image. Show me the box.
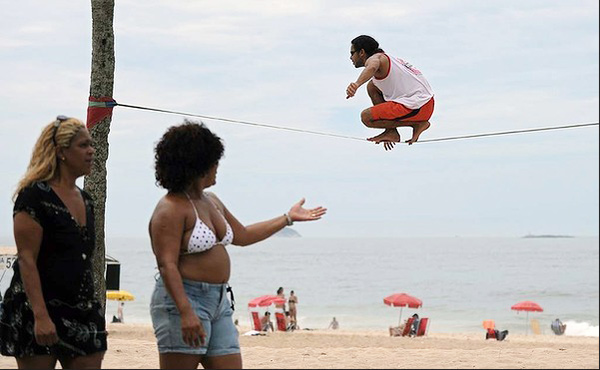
[397,58,422,75]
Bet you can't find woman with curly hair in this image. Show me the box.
[0,116,106,368]
[149,121,326,369]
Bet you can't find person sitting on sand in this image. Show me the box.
[389,325,403,337]
[485,327,509,341]
[328,317,339,330]
[389,319,409,337]
[261,312,274,332]
[551,318,566,335]
[284,311,296,331]
[409,314,420,337]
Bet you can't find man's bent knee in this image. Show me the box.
[361,109,374,127]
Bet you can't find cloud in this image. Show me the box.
[0,0,597,239]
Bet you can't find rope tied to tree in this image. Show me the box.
[87,98,599,143]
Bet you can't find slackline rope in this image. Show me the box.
[115,102,364,141]
[113,102,599,144]
[418,122,599,143]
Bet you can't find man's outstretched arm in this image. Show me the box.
[346,56,381,98]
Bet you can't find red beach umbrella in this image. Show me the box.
[247,295,286,308]
[511,301,543,312]
[511,301,543,335]
[383,293,423,326]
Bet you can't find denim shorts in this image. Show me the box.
[150,278,240,356]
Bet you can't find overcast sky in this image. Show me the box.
[0,0,598,240]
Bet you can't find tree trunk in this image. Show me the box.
[84,0,115,312]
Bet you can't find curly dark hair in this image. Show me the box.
[154,120,224,192]
[351,35,384,57]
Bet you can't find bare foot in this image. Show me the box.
[406,121,431,145]
[367,128,400,143]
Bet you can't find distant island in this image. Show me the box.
[522,234,574,238]
[275,227,301,238]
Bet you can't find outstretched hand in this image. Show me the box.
[346,82,358,99]
[288,198,327,222]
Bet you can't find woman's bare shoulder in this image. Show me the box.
[204,191,219,201]
[152,194,188,219]
[205,192,226,209]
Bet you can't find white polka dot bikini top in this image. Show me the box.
[182,192,234,255]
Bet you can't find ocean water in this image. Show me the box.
[2,236,599,337]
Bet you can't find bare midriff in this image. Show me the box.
[178,244,231,283]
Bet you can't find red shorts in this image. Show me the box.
[371,97,434,122]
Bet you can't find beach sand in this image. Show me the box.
[0,323,598,369]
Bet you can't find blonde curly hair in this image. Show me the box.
[14,116,86,200]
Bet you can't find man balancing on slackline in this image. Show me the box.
[346,35,435,151]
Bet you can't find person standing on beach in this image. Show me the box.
[149,121,327,369]
[117,302,125,323]
[0,116,106,368]
[346,35,435,151]
[288,290,299,329]
[275,287,286,312]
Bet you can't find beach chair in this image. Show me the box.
[274,312,287,331]
[250,311,262,331]
[530,319,541,335]
[482,320,495,330]
[416,318,429,336]
[485,328,497,339]
[402,317,414,337]
[483,320,495,339]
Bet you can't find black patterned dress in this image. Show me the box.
[0,182,107,358]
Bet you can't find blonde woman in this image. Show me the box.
[0,116,106,369]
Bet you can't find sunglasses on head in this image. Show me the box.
[52,115,69,146]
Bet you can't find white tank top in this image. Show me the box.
[372,53,434,109]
